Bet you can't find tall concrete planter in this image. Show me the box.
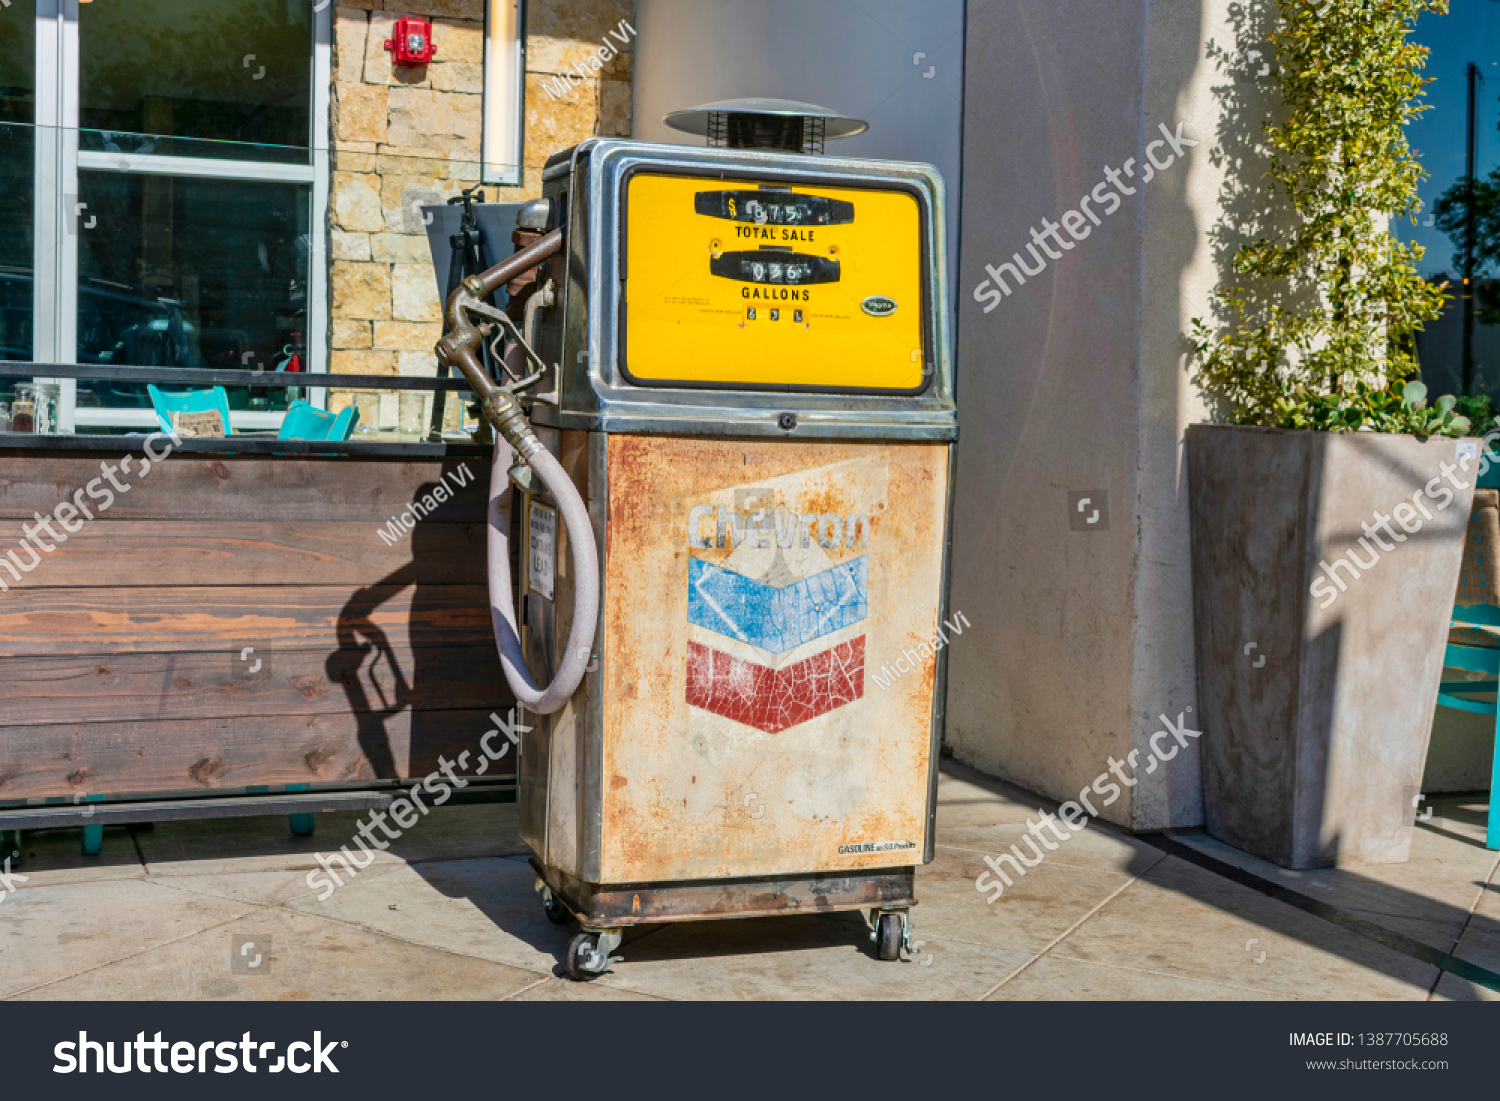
[1186,425,1477,869]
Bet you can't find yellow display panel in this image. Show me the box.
[621,173,927,391]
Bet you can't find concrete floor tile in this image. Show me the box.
[934,760,1046,827]
[591,912,1031,1000]
[1430,971,1500,1001]
[509,976,665,1001]
[1169,829,1499,955]
[134,803,527,877]
[1419,793,1492,848]
[285,856,578,975]
[5,824,147,889]
[15,904,547,1000]
[1451,878,1500,974]
[987,954,1289,1000]
[937,820,1160,877]
[147,865,407,909]
[1057,855,1436,999]
[0,878,254,998]
[912,842,1156,954]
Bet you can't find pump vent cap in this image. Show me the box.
[663,98,867,155]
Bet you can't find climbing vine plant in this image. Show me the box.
[1192,0,1456,434]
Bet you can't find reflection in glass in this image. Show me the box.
[1399,0,1500,397]
[79,0,312,160]
[0,0,36,363]
[75,172,310,413]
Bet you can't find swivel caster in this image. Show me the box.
[873,909,910,962]
[541,887,573,926]
[563,927,622,981]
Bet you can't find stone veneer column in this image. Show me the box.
[326,0,634,425]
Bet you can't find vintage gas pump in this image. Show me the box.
[435,99,956,981]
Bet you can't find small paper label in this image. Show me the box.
[1457,440,1479,465]
[528,501,557,601]
[172,409,226,438]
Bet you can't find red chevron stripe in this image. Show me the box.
[685,636,865,732]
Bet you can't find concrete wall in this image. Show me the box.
[948,0,1246,830]
[631,0,965,302]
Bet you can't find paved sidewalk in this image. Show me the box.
[4,762,1497,1000]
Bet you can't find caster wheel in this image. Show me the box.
[288,813,316,837]
[564,933,603,981]
[876,913,904,961]
[542,890,573,925]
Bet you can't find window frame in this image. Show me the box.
[29,0,331,433]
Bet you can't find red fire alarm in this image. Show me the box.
[384,17,436,67]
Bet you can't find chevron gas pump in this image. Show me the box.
[436,99,956,980]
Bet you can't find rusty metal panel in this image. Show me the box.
[520,428,594,874]
[599,435,950,883]
[534,858,916,928]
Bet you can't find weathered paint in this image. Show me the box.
[533,857,916,927]
[599,435,949,883]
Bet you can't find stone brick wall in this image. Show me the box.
[326,0,633,429]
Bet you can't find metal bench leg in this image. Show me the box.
[1490,705,1500,851]
[80,822,104,856]
[287,783,315,836]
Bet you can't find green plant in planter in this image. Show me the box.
[1272,379,1469,436]
[1191,0,1454,430]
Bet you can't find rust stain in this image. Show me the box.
[599,436,948,882]
[610,774,628,789]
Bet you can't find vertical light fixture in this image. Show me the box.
[482,0,525,187]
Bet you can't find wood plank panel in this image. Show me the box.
[0,646,511,726]
[0,709,521,801]
[0,585,494,656]
[0,521,486,587]
[0,453,490,521]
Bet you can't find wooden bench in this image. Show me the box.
[0,441,514,858]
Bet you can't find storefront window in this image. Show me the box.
[79,0,312,163]
[0,0,36,364]
[1401,0,1500,398]
[30,0,330,430]
[74,172,310,413]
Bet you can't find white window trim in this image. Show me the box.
[29,0,332,433]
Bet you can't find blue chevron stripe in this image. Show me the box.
[688,556,868,654]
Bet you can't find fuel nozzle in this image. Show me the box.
[433,226,563,459]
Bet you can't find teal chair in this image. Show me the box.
[1435,485,1500,850]
[147,384,233,436]
[278,399,358,441]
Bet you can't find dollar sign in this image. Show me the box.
[728,197,736,218]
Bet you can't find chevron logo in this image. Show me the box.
[686,500,869,731]
[688,556,867,653]
[687,636,865,733]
